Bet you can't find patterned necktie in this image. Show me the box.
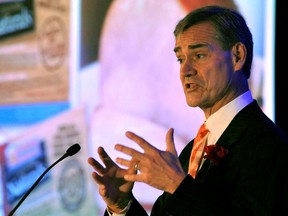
[188,123,209,178]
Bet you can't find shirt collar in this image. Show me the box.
[205,90,253,145]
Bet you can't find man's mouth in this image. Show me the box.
[185,82,202,93]
[185,83,197,89]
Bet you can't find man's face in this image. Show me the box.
[174,22,235,111]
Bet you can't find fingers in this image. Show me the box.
[165,128,178,155]
[124,131,157,153]
[116,130,176,169]
[87,147,116,174]
[116,157,139,174]
[87,157,105,184]
[88,157,105,174]
[87,146,117,184]
[91,169,105,185]
[97,146,116,168]
[115,143,143,161]
[121,129,177,158]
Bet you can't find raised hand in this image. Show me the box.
[87,146,137,212]
[115,128,187,194]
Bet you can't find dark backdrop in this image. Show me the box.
[275,0,288,134]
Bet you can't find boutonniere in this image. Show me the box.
[204,145,228,165]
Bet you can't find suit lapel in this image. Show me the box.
[196,101,260,180]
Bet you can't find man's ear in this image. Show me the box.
[232,42,246,71]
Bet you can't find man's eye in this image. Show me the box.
[195,53,205,59]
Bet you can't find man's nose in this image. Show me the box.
[180,61,197,76]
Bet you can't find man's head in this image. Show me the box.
[174,6,253,79]
[173,6,253,115]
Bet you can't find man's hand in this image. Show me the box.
[88,146,136,212]
[115,128,187,194]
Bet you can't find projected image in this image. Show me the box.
[0,0,70,124]
[3,139,48,205]
[0,107,97,216]
[0,0,35,40]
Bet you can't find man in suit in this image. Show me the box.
[88,6,288,215]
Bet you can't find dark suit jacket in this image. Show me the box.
[105,101,288,216]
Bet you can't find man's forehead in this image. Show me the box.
[174,23,217,51]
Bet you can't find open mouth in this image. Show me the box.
[186,83,196,89]
[185,83,199,91]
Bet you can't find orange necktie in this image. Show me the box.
[188,123,209,178]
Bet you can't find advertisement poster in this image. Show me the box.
[0,0,70,105]
[0,107,99,216]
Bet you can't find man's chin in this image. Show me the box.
[186,100,200,108]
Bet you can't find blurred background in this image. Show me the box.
[0,0,285,215]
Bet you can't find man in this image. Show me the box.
[88,6,288,216]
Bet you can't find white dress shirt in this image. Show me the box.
[205,90,253,146]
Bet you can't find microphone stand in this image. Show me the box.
[8,143,80,216]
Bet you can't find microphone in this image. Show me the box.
[8,143,81,216]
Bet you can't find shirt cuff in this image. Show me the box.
[106,199,133,216]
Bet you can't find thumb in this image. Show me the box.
[166,128,178,156]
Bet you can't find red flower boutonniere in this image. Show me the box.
[204,145,228,165]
